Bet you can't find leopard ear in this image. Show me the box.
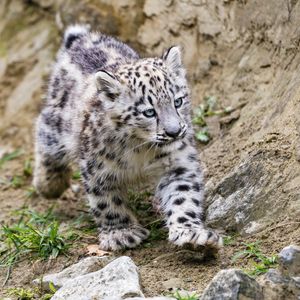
[162,46,184,76]
[95,70,121,101]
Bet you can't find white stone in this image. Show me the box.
[201,269,263,299]
[33,256,112,290]
[51,256,143,300]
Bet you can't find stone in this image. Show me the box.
[206,152,287,234]
[51,256,143,300]
[200,269,263,300]
[279,245,300,277]
[258,268,300,299]
[33,256,112,290]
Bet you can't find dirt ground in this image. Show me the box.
[1,0,300,298]
[0,133,299,298]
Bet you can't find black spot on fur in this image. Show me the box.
[92,208,101,218]
[147,95,153,105]
[106,212,120,220]
[112,196,123,206]
[65,34,80,49]
[98,202,108,210]
[176,184,190,191]
[173,197,185,205]
[127,235,135,244]
[186,211,196,218]
[172,167,187,177]
[192,198,200,206]
[121,216,130,224]
[178,142,187,151]
[188,154,198,162]
[193,183,201,192]
[177,217,188,223]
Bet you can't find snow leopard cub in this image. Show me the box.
[33,25,222,251]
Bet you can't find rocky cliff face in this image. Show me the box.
[0,0,299,236]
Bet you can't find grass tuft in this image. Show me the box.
[0,208,70,284]
[232,241,278,276]
[0,149,23,168]
[6,282,56,300]
[171,290,199,300]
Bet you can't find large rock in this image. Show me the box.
[200,269,263,300]
[205,152,289,234]
[51,256,143,300]
[279,245,300,277]
[258,269,300,300]
[33,256,113,290]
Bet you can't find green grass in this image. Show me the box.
[10,175,24,188]
[223,234,238,246]
[171,290,199,300]
[25,186,38,198]
[6,282,56,300]
[0,149,23,168]
[127,189,168,246]
[23,159,33,177]
[193,96,232,144]
[0,209,72,284]
[232,241,278,276]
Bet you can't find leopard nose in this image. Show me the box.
[165,126,181,138]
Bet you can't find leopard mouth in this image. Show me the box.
[155,128,187,145]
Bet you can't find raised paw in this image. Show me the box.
[98,225,149,251]
[168,226,223,249]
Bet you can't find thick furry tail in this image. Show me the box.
[63,24,90,49]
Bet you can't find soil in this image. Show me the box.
[0,133,299,298]
[1,0,300,298]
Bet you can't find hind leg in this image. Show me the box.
[33,114,71,199]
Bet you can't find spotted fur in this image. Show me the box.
[33,25,222,250]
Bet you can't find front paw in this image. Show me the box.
[168,225,223,249]
[98,224,149,251]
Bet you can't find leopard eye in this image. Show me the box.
[142,108,156,118]
[174,97,183,108]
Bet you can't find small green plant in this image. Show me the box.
[0,149,23,168]
[193,96,232,144]
[171,290,199,300]
[6,282,56,300]
[232,241,278,276]
[10,175,24,188]
[23,159,33,177]
[0,209,70,284]
[72,170,81,180]
[146,220,168,242]
[223,234,237,246]
[7,287,36,299]
[195,129,210,144]
[127,189,153,218]
[25,186,37,198]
